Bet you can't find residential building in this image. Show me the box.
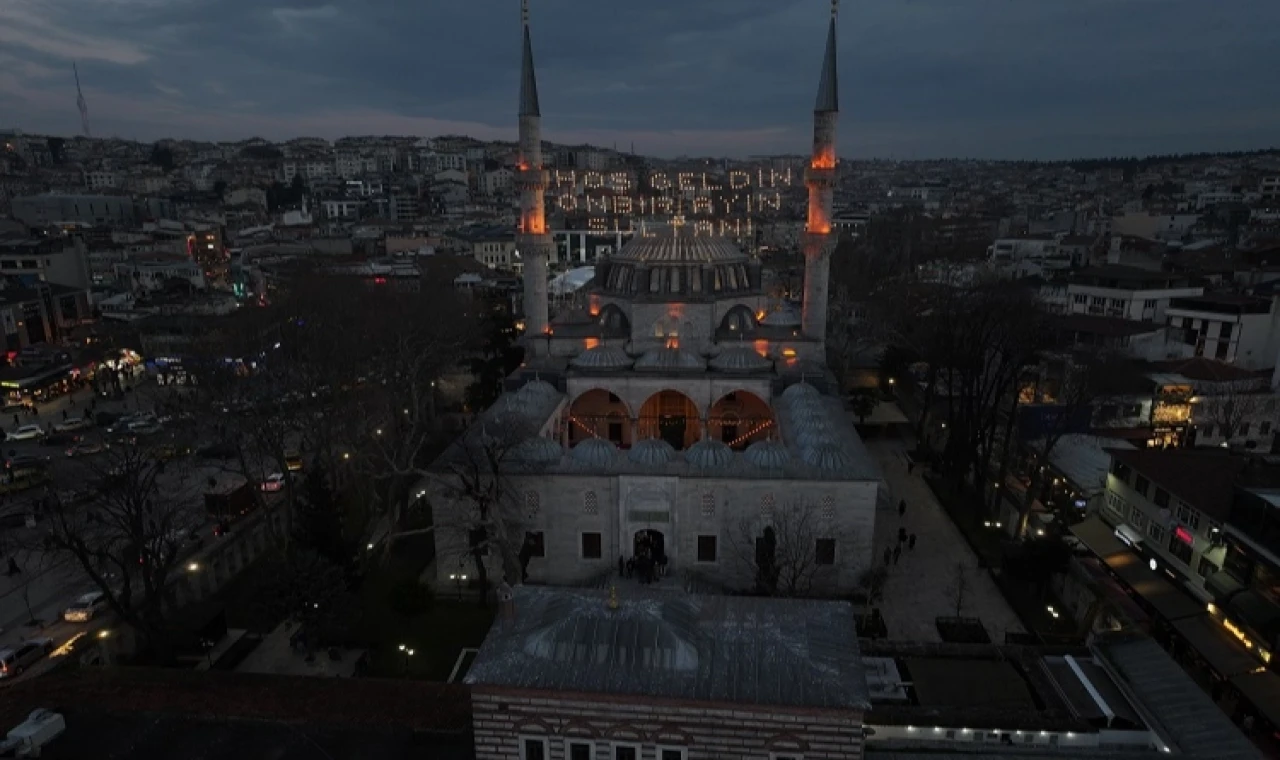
[11,194,139,228]
[470,231,518,270]
[1067,266,1203,323]
[83,170,121,190]
[0,283,91,350]
[322,199,362,219]
[112,253,207,293]
[1164,293,1280,368]
[0,234,92,291]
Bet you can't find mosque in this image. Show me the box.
[425,1,882,595]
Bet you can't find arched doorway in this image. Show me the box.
[566,389,631,447]
[709,391,774,450]
[634,529,666,562]
[637,390,700,450]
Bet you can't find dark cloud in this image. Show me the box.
[1,0,1276,158]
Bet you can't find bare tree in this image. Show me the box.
[857,566,889,633]
[1195,379,1268,449]
[40,444,197,655]
[947,561,971,618]
[725,501,846,597]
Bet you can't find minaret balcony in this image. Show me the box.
[804,166,836,186]
[515,169,549,189]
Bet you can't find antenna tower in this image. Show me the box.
[74,63,91,138]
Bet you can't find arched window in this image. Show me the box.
[719,305,757,333]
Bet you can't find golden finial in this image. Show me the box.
[608,584,620,611]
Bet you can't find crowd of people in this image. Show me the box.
[619,530,668,584]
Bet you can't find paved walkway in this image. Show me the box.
[867,434,1025,643]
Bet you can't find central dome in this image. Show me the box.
[596,229,756,299]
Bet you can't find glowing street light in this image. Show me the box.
[187,561,200,572]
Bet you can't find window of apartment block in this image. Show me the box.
[657,748,687,760]
[1073,294,1087,304]
[1110,298,1125,308]
[1144,299,1157,309]
[581,532,602,559]
[1168,533,1194,565]
[1110,460,1132,482]
[1147,522,1165,544]
[1128,504,1147,530]
[1153,488,1170,509]
[1220,322,1233,339]
[1105,492,1126,518]
[1176,504,1201,530]
[612,744,640,760]
[567,741,594,760]
[1134,475,1150,496]
[521,738,549,760]
[815,539,836,565]
[697,535,717,563]
[1216,341,1230,360]
[1091,297,1106,307]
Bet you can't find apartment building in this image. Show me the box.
[1067,266,1203,322]
[1165,293,1280,369]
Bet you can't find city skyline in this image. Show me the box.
[1,0,1278,159]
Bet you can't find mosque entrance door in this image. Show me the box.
[634,529,666,563]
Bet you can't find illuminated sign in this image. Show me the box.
[546,165,797,236]
[1175,526,1194,546]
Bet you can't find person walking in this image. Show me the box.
[898,499,906,518]
[898,526,908,544]
[908,533,917,550]
[892,545,902,565]
[11,414,17,427]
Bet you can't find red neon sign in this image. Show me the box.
[1175,526,1194,546]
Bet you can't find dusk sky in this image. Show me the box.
[1,0,1277,159]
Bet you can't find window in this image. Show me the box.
[697,535,717,563]
[1153,488,1170,509]
[701,491,715,517]
[1241,422,1252,438]
[524,531,545,558]
[584,491,599,515]
[770,755,804,760]
[1073,294,1087,305]
[581,532,602,559]
[1147,521,1165,544]
[521,738,549,760]
[613,744,640,760]
[1219,322,1233,339]
[815,538,836,565]
[1176,504,1201,530]
[1134,475,1150,496]
[1168,533,1193,565]
[1202,424,1216,439]
[658,749,687,760]
[1144,299,1157,309]
[821,495,836,520]
[1128,505,1147,530]
[1110,298,1125,308]
[1215,341,1229,360]
[1091,296,1106,307]
[1105,491,1126,518]
[567,741,594,760]
[1111,460,1132,482]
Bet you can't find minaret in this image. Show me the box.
[801,0,840,342]
[517,0,552,346]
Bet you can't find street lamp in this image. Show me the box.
[449,572,468,602]
[187,561,200,572]
[398,644,415,673]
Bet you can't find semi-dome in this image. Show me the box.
[512,436,564,465]
[760,305,802,327]
[635,346,706,371]
[570,345,633,371]
[596,229,755,300]
[684,438,735,469]
[743,439,791,469]
[801,443,853,472]
[628,438,677,467]
[571,437,618,468]
[709,346,773,373]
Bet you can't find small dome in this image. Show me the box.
[743,439,791,469]
[684,439,735,469]
[512,436,564,465]
[782,382,820,403]
[517,379,559,399]
[571,438,618,468]
[628,438,677,467]
[570,346,634,371]
[795,424,838,450]
[710,347,773,373]
[802,443,853,472]
[635,347,706,371]
[761,305,802,327]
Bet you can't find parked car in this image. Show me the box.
[127,420,163,437]
[66,441,106,457]
[260,473,286,493]
[5,425,45,442]
[62,591,108,623]
[53,417,90,433]
[0,638,54,679]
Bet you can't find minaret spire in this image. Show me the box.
[516,0,551,347]
[801,0,840,343]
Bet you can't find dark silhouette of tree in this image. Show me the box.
[466,308,524,412]
[149,144,175,172]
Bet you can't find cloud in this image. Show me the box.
[0,0,1277,158]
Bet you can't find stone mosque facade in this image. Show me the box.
[425,1,882,595]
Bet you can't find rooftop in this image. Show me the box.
[1106,448,1248,519]
[465,586,870,710]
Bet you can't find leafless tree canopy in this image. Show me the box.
[724,501,846,597]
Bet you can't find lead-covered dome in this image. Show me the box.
[635,347,706,371]
[782,382,820,404]
[571,438,618,468]
[684,438,735,469]
[512,436,564,465]
[760,305,802,327]
[628,438,677,467]
[709,347,773,373]
[516,379,559,400]
[596,229,755,300]
[801,443,853,472]
[743,439,791,469]
[570,345,633,371]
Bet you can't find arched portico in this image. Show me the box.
[708,390,774,450]
[637,390,700,450]
[565,389,632,447]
